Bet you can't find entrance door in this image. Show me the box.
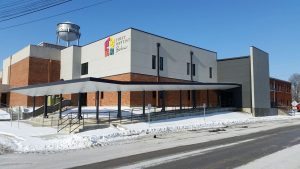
[220,91,233,107]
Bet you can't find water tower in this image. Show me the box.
[56,22,81,47]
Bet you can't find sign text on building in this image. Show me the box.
[104,35,130,57]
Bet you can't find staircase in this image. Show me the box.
[57,112,110,133]
[26,100,72,119]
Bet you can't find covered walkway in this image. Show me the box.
[11,77,241,123]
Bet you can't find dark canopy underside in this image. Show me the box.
[11,77,241,97]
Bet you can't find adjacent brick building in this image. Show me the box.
[270,77,292,108]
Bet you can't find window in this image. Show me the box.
[152,55,156,69]
[101,92,104,99]
[187,63,190,75]
[159,57,163,71]
[209,67,212,78]
[81,62,88,75]
[192,64,196,76]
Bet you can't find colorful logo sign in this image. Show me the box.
[105,37,115,57]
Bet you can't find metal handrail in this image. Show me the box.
[57,122,69,132]
[57,112,75,132]
[57,106,238,132]
[69,118,81,133]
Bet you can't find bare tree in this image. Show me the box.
[289,73,300,102]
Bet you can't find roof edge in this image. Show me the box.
[217,56,250,62]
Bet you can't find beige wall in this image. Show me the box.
[131,29,218,82]
[60,28,217,83]
[217,57,251,110]
[60,46,81,80]
[218,47,271,116]
[250,46,271,116]
[79,29,132,78]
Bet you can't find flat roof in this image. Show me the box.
[11,77,241,97]
[270,77,291,84]
[217,56,250,62]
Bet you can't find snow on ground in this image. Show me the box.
[0,109,10,120]
[62,106,135,118]
[236,143,300,169]
[0,111,299,154]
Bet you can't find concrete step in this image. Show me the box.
[78,124,110,133]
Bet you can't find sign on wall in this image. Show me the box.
[105,37,115,57]
[104,35,130,57]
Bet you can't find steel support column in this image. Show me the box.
[59,94,62,119]
[192,90,196,109]
[117,91,121,118]
[32,96,36,117]
[142,91,145,115]
[161,91,166,112]
[218,91,222,107]
[43,95,48,118]
[179,90,182,110]
[78,93,82,119]
[96,91,100,123]
[207,90,210,108]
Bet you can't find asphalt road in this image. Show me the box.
[72,124,300,169]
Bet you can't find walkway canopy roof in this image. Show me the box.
[11,77,241,97]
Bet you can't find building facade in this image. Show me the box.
[0,27,289,116]
[60,29,220,108]
[217,47,271,116]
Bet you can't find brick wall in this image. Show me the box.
[7,66,220,108]
[8,57,61,107]
[85,73,219,107]
[270,78,292,107]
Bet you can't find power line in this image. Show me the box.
[0,0,113,31]
[0,0,37,9]
[0,0,71,22]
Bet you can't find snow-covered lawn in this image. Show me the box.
[0,111,299,154]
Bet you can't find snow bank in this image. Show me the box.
[0,111,299,154]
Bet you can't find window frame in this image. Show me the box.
[192,64,196,76]
[159,57,164,71]
[152,55,156,69]
[81,62,88,75]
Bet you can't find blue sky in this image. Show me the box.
[0,0,299,80]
